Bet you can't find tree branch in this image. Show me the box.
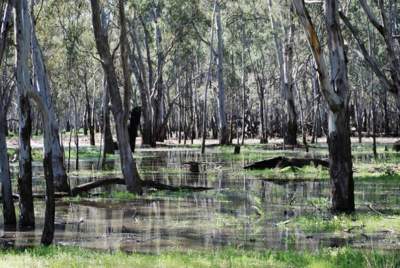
[339,11,395,94]
[358,0,386,37]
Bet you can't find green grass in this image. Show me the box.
[7,146,113,162]
[284,212,400,234]
[97,190,139,200]
[65,189,197,202]
[354,162,400,183]
[0,246,398,268]
[233,144,400,183]
[242,165,330,180]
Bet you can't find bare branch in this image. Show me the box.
[339,11,396,94]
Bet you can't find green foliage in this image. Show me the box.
[99,191,139,200]
[0,246,398,268]
[284,213,400,234]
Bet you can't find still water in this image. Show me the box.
[1,148,399,252]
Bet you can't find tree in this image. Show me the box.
[215,1,229,145]
[339,0,400,121]
[14,0,34,229]
[14,0,64,244]
[0,0,16,228]
[268,0,298,146]
[90,0,142,194]
[293,0,355,213]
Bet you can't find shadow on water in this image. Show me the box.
[1,149,400,252]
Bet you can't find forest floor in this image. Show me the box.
[1,135,400,267]
[5,131,400,148]
[1,246,399,268]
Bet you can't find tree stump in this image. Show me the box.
[234,145,241,154]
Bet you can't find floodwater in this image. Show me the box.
[1,148,400,252]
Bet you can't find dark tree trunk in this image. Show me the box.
[293,0,354,213]
[84,72,95,146]
[14,0,35,229]
[0,113,16,227]
[102,81,115,156]
[128,107,141,153]
[17,96,34,229]
[327,109,355,213]
[83,111,88,136]
[41,152,55,245]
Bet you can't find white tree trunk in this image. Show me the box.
[215,3,229,145]
[15,0,57,244]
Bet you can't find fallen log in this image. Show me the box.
[244,156,329,170]
[71,178,125,196]
[70,178,212,196]
[141,180,212,192]
[2,179,213,200]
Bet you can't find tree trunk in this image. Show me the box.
[153,5,165,143]
[327,109,354,213]
[268,0,297,146]
[283,17,298,146]
[15,0,62,244]
[101,79,114,157]
[215,3,229,145]
[90,0,142,194]
[14,0,34,229]
[326,0,354,213]
[31,26,70,193]
[128,21,153,146]
[128,107,141,153]
[201,1,217,154]
[0,112,16,227]
[241,32,246,145]
[0,5,15,226]
[293,0,354,213]
[17,95,34,229]
[84,72,95,146]
[41,150,54,245]
[118,0,132,124]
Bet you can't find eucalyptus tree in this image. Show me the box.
[339,0,400,128]
[268,0,298,146]
[215,1,229,145]
[0,0,16,228]
[90,0,142,194]
[14,0,69,244]
[293,0,355,213]
[14,0,34,229]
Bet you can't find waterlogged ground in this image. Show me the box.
[1,141,400,254]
